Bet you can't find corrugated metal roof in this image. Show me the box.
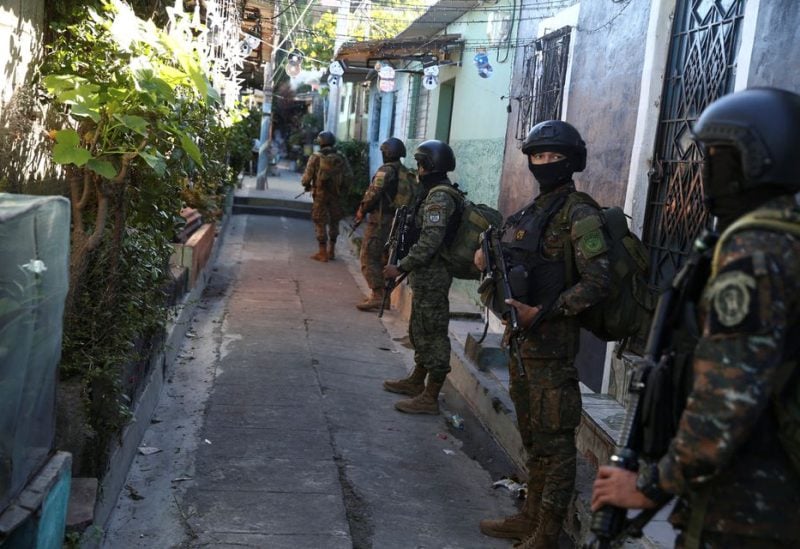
[336,34,463,67]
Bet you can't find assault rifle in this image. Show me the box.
[378,205,409,318]
[479,226,526,378]
[583,230,718,549]
[347,217,363,237]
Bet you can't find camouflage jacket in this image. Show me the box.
[508,183,611,358]
[300,146,352,196]
[359,161,400,218]
[655,193,800,540]
[397,176,458,274]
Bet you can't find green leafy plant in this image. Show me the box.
[337,139,370,214]
[42,0,251,476]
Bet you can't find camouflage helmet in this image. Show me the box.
[693,87,800,193]
[380,137,406,162]
[316,131,336,147]
[521,120,587,172]
[414,140,456,173]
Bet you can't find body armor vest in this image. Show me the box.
[504,193,570,308]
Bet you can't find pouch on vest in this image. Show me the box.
[431,184,503,280]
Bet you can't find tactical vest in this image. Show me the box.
[504,192,571,309]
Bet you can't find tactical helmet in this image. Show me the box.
[521,120,587,172]
[317,131,336,147]
[413,140,456,173]
[693,87,800,192]
[380,137,406,162]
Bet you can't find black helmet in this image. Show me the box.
[693,87,800,193]
[380,137,406,162]
[414,140,455,173]
[317,131,336,147]
[521,120,587,172]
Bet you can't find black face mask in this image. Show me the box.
[529,158,574,192]
[702,147,746,229]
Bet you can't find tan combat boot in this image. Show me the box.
[383,366,426,396]
[394,379,443,414]
[479,494,539,540]
[310,243,328,262]
[514,508,563,549]
[327,239,337,260]
[356,290,383,311]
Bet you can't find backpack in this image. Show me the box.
[391,165,418,209]
[316,151,346,192]
[430,184,503,280]
[711,207,800,475]
[561,192,657,342]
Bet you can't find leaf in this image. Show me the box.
[43,74,80,94]
[139,151,167,176]
[71,104,101,123]
[177,132,202,166]
[53,143,92,166]
[115,114,149,136]
[157,65,188,88]
[87,158,117,179]
[54,129,81,147]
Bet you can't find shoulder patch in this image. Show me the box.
[703,256,768,334]
[708,270,757,328]
[577,228,608,259]
[424,203,445,226]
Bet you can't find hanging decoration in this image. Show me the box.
[286,50,303,78]
[474,49,494,79]
[422,62,440,90]
[166,0,247,108]
[327,60,344,87]
[375,61,396,93]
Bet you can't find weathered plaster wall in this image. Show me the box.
[497,0,577,217]
[745,1,800,93]
[566,0,651,209]
[450,137,505,207]
[0,0,59,194]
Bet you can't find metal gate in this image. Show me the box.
[642,0,745,289]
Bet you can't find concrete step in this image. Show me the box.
[232,195,311,218]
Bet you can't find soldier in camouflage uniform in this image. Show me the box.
[591,88,800,547]
[382,140,458,415]
[354,137,415,311]
[478,121,611,547]
[301,131,352,262]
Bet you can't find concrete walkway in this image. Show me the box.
[102,179,518,548]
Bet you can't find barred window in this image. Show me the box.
[407,74,430,140]
[515,26,571,141]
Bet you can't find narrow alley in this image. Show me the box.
[101,172,519,548]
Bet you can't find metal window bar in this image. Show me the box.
[642,0,745,290]
[515,26,571,141]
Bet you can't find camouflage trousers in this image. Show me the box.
[508,353,581,515]
[360,212,392,291]
[409,261,453,381]
[311,192,344,243]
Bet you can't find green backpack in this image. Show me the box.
[561,192,657,342]
[431,184,503,280]
[391,165,418,209]
[711,207,800,475]
[316,151,346,193]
